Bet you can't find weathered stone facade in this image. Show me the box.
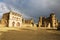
[1,11,22,27]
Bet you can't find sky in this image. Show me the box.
[0,0,60,23]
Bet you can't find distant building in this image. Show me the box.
[38,12,58,28]
[1,11,23,27]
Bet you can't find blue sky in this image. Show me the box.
[0,0,60,22]
[0,0,3,2]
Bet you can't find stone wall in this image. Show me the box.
[22,18,35,28]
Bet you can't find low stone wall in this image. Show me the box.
[21,24,37,30]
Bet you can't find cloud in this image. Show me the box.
[0,2,9,16]
[1,0,60,22]
[0,2,31,19]
[9,5,32,19]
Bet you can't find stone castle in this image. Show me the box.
[0,11,34,28]
[38,12,59,28]
[0,11,60,29]
[0,11,22,27]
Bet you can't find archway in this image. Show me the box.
[16,22,20,27]
[12,22,15,27]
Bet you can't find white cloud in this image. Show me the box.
[0,2,9,16]
[2,0,60,21]
[0,2,9,13]
[0,2,31,19]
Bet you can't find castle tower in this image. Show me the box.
[50,12,56,28]
[2,11,23,27]
[38,16,42,27]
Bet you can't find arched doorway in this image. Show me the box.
[16,22,20,27]
[12,22,15,27]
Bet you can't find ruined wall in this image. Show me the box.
[38,13,59,28]
[22,18,34,28]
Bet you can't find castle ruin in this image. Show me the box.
[0,11,23,27]
[38,12,58,28]
[0,11,35,28]
[0,11,59,29]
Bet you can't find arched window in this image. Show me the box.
[16,22,20,26]
[12,22,15,27]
